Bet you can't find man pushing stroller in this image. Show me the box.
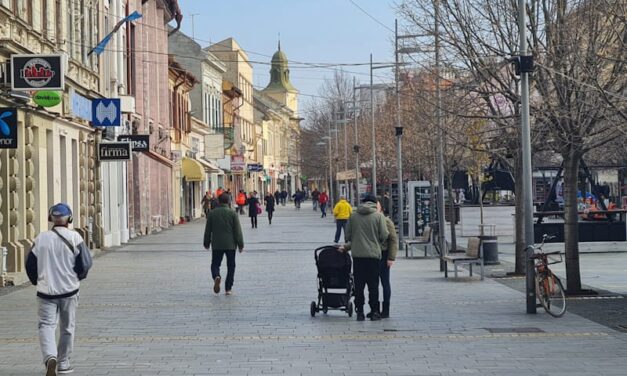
[340,194,389,321]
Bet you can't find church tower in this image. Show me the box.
[263,41,298,114]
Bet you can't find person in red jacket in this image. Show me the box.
[319,190,329,218]
[235,190,247,215]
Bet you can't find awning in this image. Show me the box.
[197,158,223,174]
[182,158,206,182]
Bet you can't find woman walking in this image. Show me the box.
[264,191,276,225]
[247,192,260,228]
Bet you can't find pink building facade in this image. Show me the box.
[127,0,181,235]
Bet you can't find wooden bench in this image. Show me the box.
[442,237,484,280]
[404,227,433,258]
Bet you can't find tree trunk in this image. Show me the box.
[563,151,582,293]
[447,169,457,251]
[478,175,485,236]
[514,147,525,274]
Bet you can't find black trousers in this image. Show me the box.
[353,257,380,313]
[211,250,236,290]
[250,215,258,228]
[267,211,273,224]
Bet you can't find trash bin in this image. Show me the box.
[479,235,499,265]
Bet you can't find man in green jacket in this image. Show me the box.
[343,194,389,321]
[204,193,244,295]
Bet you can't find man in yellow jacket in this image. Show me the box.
[333,195,353,243]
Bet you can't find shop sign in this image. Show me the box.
[231,155,245,172]
[0,108,18,149]
[117,135,149,152]
[247,163,263,172]
[33,91,62,107]
[11,54,65,90]
[98,142,131,161]
[69,90,92,121]
[92,98,121,126]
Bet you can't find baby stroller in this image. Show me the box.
[310,245,354,317]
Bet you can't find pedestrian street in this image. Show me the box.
[1,203,626,376]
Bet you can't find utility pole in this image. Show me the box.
[370,54,376,196]
[327,124,335,209]
[518,0,536,314]
[395,19,405,247]
[353,76,360,205]
[434,0,447,268]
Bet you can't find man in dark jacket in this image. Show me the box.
[204,193,244,295]
[26,203,92,375]
[342,194,389,321]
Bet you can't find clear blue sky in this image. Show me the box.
[175,0,398,104]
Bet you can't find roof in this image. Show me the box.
[263,42,297,93]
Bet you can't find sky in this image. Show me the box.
[175,0,398,108]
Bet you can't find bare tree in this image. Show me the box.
[399,0,627,291]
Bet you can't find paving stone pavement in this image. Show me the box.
[1,202,626,376]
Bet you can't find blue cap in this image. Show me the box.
[49,203,72,217]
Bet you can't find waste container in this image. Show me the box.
[479,235,499,265]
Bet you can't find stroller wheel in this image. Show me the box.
[310,301,317,317]
[347,302,354,317]
[322,305,328,314]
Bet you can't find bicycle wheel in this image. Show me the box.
[535,272,566,317]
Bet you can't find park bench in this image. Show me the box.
[403,227,433,258]
[442,237,484,280]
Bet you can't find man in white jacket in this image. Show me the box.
[26,203,92,376]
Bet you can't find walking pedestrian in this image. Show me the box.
[377,202,397,319]
[264,191,275,225]
[382,191,391,217]
[26,203,93,375]
[248,191,260,228]
[280,189,288,206]
[236,190,247,215]
[204,193,244,296]
[333,195,352,243]
[274,190,280,207]
[311,188,320,211]
[293,190,304,210]
[319,190,329,218]
[201,190,212,217]
[226,189,233,208]
[341,194,388,321]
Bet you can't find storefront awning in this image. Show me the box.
[197,158,223,174]
[182,158,206,182]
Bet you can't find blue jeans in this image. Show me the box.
[320,203,327,217]
[334,219,347,243]
[211,250,236,290]
[379,251,391,303]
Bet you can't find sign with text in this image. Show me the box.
[247,163,263,172]
[231,155,245,172]
[0,108,18,148]
[70,90,92,121]
[92,98,121,126]
[11,54,65,90]
[117,135,149,152]
[98,142,131,161]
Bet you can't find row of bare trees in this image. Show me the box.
[302,0,626,293]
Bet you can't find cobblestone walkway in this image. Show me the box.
[1,203,626,375]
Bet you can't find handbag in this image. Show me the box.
[256,202,262,215]
[51,228,92,280]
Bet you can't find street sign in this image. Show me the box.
[11,54,65,90]
[231,155,245,172]
[92,98,121,126]
[247,163,263,172]
[33,91,62,107]
[69,89,92,121]
[117,135,149,152]
[98,142,131,161]
[0,108,17,149]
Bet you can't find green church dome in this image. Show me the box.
[264,41,297,92]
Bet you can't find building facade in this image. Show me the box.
[126,0,180,235]
[261,43,301,194]
[0,0,101,284]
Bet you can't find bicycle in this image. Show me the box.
[530,234,566,317]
